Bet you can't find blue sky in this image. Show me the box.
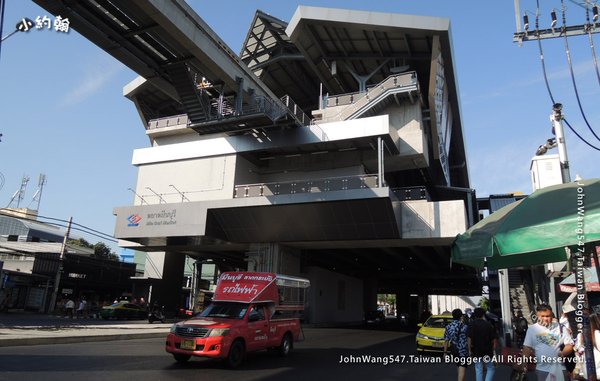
[1,0,599,252]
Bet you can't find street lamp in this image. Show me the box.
[145,187,166,204]
[169,184,190,202]
[1,17,34,43]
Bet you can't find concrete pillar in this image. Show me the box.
[363,278,378,312]
[153,252,186,318]
[395,292,411,316]
[246,243,301,275]
[418,295,430,319]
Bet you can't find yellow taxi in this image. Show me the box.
[415,314,453,353]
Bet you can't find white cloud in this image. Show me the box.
[462,58,599,106]
[59,59,124,107]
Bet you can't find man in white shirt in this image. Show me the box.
[65,298,75,318]
[77,298,87,318]
[522,304,574,381]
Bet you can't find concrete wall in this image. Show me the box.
[396,199,467,239]
[233,155,260,185]
[430,295,478,315]
[0,257,34,273]
[144,252,165,279]
[385,102,430,169]
[131,115,390,166]
[305,266,364,324]
[151,130,204,147]
[134,155,237,204]
[261,163,366,184]
[246,243,301,275]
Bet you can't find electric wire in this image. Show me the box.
[561,0,600,143]
[535,2,557,104]
[534,0,600,151]
[564,118,600,150]
[584,0,600,86]
[0,208,118,243]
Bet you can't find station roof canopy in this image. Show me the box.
[285,6,459,96]
[241,6,469,187]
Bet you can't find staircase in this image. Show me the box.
[508,269,535,324]
[167,63,210,123]
[321,72,419,123]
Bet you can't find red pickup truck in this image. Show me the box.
[165,271,310,367]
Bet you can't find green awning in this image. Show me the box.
[452,178,600,269]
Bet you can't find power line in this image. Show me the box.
[584,0,600,86]
[532,0,600,151]
[0,208,118,243]
[564,118,600,150]
[560,0,600,143]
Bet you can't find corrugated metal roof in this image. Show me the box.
[489,197,518,213]
[0,242,93,255]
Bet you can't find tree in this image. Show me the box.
[93,242,119,260]
[478,296,490,311]
[68,239,119,261]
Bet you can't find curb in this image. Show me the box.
[0,331,168,348]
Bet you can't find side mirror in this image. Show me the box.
[417,323,423,328]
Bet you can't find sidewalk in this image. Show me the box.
[0,311,171,347]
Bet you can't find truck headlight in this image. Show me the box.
[208,328,230,337]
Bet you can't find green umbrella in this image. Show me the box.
[452,178,600,269]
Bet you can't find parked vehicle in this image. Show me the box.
[165,271,310,367]
[100,301,146,320]
[415,314,453,354]
[364,310,385,325]
[148,304,165,323]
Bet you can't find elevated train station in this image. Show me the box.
[34,0,480,323]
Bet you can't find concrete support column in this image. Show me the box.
[498,268,513,347]
[395,293,411,316]
[363,278,378,312]
[153,252,186,318]
[246,243,301,275]
[418,295,430,319]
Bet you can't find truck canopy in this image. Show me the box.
[213,272,309,311]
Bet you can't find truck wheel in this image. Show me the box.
[173,354,191,363]
[278,333,293,357]
[227,340,245,368]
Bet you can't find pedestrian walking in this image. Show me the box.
[444,308,469,381]
[522,304,574,381]
[513,310,528,348]
[64,298,75,318]
[468,307,498,381]
[77,298,87,318]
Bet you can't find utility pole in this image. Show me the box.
[48,217,72,313]
[513,3,596,378]
[550,103,571,183]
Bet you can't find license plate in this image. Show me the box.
[432,341,444,347]
[180,339,196,350]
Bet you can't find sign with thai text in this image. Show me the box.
[213,272,278,303]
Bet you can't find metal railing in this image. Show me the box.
[321,72,419,122]
[233,174,380,198]
[281,95,311,126]
[147,114,189,130]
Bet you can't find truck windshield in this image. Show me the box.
[198,302,248,319]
